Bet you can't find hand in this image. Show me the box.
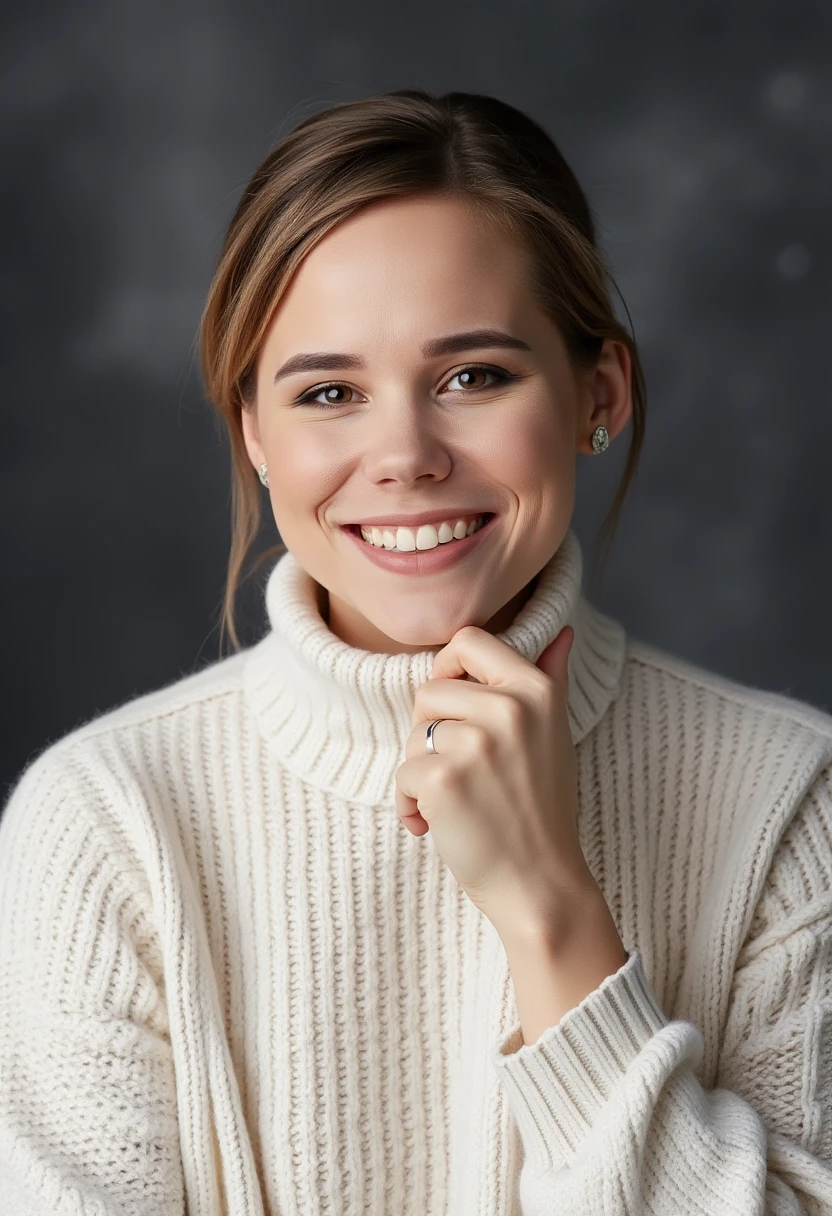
[395,622,596,939]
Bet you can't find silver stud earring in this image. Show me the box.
[257,462,270,487]
[591,425,610,454]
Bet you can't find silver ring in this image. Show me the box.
[425,719,444,754]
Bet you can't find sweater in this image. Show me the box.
[2,526,832,1216]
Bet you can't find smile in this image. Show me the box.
[357,513,489,553]
[340,513,498,575]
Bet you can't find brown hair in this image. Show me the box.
[199,90,647,652]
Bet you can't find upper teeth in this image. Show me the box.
[359,515,487,552]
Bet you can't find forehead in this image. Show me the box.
[263,196,537,356]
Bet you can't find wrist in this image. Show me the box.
[499,882,629,1045]
[497,865,612,959]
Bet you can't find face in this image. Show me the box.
[241,194,631,654]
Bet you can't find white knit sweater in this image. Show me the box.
[2,527,832,1215]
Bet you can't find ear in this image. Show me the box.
[239,400,266,472]
[576,338,633,456]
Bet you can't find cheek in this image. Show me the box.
[483,406,572,487]
[264,427,346,515]
[486,407,575,536]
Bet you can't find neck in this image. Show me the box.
[321,572,542,654]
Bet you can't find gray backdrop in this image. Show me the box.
[2,1,830,800]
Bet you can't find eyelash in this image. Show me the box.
[293,363,516,409]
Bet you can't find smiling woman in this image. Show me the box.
[2,90,832,1216]
[227,188,632,653]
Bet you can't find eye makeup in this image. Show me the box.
[291,363,518,408]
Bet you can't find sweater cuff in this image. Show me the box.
[491,948,668,1171]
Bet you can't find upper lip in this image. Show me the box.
[343,509,495,529]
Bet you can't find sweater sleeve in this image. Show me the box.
[0,750,186,1216]
[490,759,832,1215]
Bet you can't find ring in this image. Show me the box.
[425,719,444,754]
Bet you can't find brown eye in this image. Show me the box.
[445,365,512,393]
[461,370,485,388]
[296,383,358,408]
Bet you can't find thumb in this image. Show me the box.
[535,624,574,694]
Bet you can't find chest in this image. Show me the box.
[198,786,529,1214]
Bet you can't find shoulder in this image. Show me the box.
[613,635,832,882]
[1,645,254,852]
[622,633,832,747]
[57,644,253,748]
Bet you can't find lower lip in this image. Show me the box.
[340,515,498,574]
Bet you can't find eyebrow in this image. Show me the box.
[272,328,533,384]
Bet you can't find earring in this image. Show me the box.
[591,425,610,454]
[257,462,270,487]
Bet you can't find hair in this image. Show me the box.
[199,89,647,652]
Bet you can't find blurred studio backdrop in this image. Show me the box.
[1,2,830,800]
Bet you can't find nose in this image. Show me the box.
[360,399,453,486]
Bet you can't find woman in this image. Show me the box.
[1,90,831,1215]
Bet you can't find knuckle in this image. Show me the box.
[528,668,552,696]
[454,624,480,643]
[465,722,492,758]
[531,673,558,711]
[431,759,463,794]
[497,692,526,730]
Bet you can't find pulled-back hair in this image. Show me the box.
[199,90,646,651]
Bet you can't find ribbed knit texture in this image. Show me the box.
[2,526,832,1214]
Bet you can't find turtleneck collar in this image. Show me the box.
[243,527,627,807]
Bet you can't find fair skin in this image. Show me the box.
[241,194,633,1042]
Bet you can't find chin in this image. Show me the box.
[372,604,482,649]
[380,619,462,649]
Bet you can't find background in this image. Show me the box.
[2,2,830,800]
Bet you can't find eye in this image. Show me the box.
[443,364,514,392]
[295,383,362,409]
[293,364,515,409]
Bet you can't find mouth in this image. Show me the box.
[343,512,495,550]
[340,512,499,574]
